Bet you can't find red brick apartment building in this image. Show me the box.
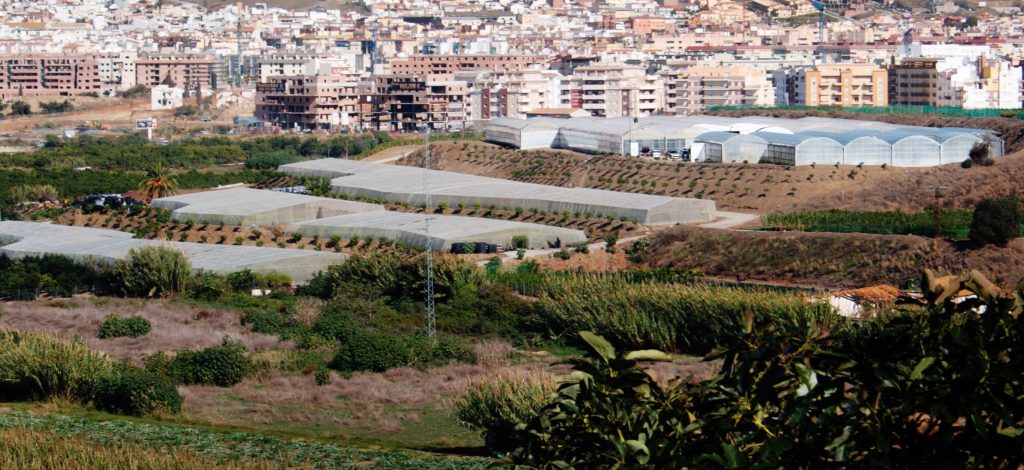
[0,53,101,98]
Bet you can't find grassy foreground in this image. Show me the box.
[0,411,488,469]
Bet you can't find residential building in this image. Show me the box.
[0,53,101,98]
[135,54,227,91]
[255,73,361,131]
[779,64,888,107]
[889,58,940,106]
[468,69,563,121]
[669,65,775,114]
[358,75,429,132]
[388,55,545,79]
[96,52,137,93]
[560,65,665,118]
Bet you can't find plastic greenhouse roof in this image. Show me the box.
[153,187,384,218]
[753,131,841,146]
[0,221,344,282]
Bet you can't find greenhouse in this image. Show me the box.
[694,132,768,164]
[280,159,717,224]
[754,132,845,166]
[482,115,1003,167]
[153,188,384,225]
[295,211,587,251]
[484,117,561,149]
[0,221,344,282]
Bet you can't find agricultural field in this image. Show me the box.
[645,224,1024,289]
[761,208,979,238]
[398,139,1024,215]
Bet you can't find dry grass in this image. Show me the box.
[0,297,287,360]
[0,428,267,470]
[649,225,1024,289]
[472,339,514,368]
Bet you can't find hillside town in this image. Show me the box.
[3,0,1024,468]
[0,0,1022,131]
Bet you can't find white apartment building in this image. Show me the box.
[467,69,563,121]
[258,53,368,82]
[95,52,137,94]
[560,65,665,118]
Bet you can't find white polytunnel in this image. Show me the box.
[482,115,1002,167]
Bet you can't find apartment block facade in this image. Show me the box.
[135,54,227,91]
[668,65,774,114]
[888,58,940,106]
[560,65,665,117]
[254,73,361,130]
[0,54,101,98]
[779,64,888,107]
[468,69,563,121]
[388,55,544,78]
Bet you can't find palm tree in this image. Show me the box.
[138,163,179,202]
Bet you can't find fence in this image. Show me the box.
[707,105,1024,119]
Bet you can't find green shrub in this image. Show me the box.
[93,367,181,416]
[97,316,151,339]
[113,246,192,297]
[0,330,113,402]
[331,332,411,373]
[160,338,252,387]
[314,367,330,386]
[969,196,1021,246]
[511,235,529,249]
[189,273,229,301]
[451,371,556,452]
[552,249,572,260]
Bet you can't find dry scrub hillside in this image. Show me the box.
[401,140,1024,214]
[646,225,1024,289]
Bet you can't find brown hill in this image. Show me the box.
[646,225,1024,289]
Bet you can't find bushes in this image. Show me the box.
[113,246,192,297]
[332,332,412,373]
[93,367,181,416]
[511,235,529,249]
[533,276,840,354]
[97,316,151,338]
[148,338,252,387]
[0,254,109,300]
[510,271,1024,468]
[330,333,473,373]
[969,196,1021,246]
[451,371,556,452]
[0,330,113,402]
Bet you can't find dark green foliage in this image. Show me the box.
[511,235,529,249]
[331,331,412,373]
[10,101,30,115]
[190,273,229,301]
[38,100,73,114]
[225,269,291,292]
[97,316,151,339]
[625,239,651,263]
[510,271,1024,468]
[93,367,182,416]
[152,338,252,387]
[314,367,330,386]
[244,150,299,169]
[113,246,192,297]
[969,196,1021,246]
[0,254,109,300]
[330,332,473,373]
[764,208,980,238]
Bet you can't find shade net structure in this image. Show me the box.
[0,221,345,283]
[280,159,717,224]
[153,187,384,225]
[296,211,587,251]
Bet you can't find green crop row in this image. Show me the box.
[0,412,488,469]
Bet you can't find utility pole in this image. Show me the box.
[422,125,436,343]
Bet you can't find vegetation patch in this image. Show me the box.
[96,315,151,339]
